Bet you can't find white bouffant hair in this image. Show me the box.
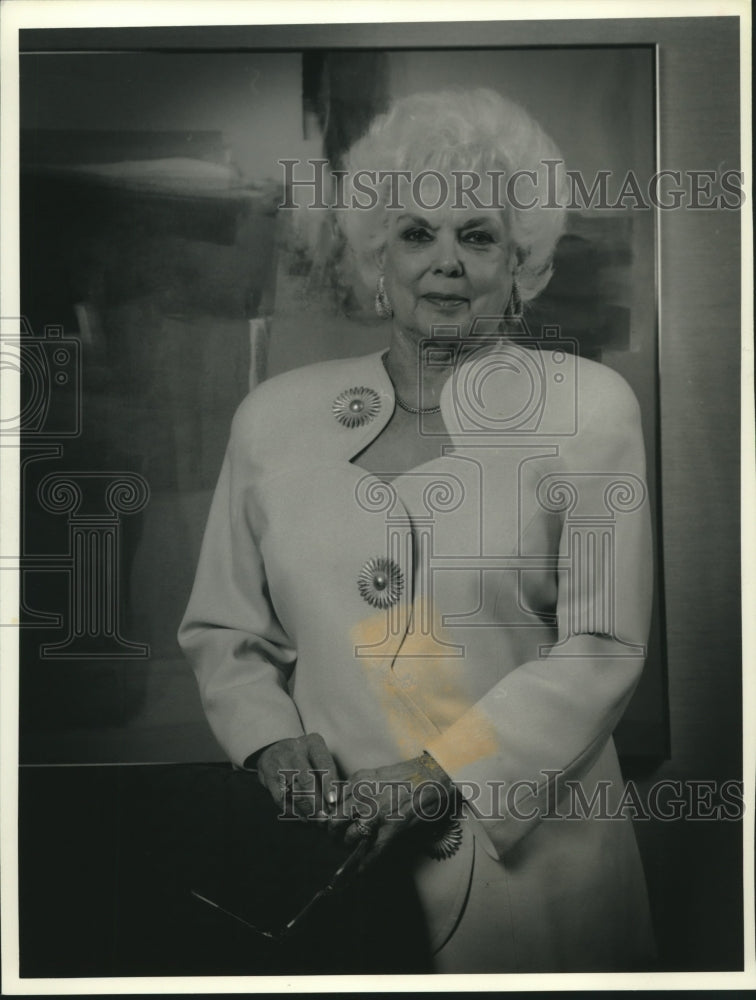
[337,88,568,304]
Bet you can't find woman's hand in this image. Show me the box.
[252,733,341,820]
[329,753,456,871]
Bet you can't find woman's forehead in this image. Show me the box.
[387,201,508,230]
[384,170,507,220]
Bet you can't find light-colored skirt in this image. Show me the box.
[431,817,655,974]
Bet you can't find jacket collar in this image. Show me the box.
[333,340,512,458]
[339,349,395,461]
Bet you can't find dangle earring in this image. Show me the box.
[375,274,393,319]
[505,276,523,319]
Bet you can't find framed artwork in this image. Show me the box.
[15,44,666,767]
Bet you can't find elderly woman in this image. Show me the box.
[179,88,654,973]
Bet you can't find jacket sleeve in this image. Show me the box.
[424,371,653,857]
[178,398,305,766]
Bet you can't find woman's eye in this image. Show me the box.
[463,230,494,245]
[401,228,433,243]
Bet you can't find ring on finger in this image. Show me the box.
[352,818,375,838]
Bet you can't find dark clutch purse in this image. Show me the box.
[128,763,433,975]
[187,770,370,942]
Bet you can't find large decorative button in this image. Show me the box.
[357,556,403,609]
[333,386,381,428]
[426,818,463,861]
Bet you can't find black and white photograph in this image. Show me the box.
[0,1,752,991]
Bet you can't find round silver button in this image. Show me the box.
[357,557,403,608]
[333,387,381,428]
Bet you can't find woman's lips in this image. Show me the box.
[422,294,469,310]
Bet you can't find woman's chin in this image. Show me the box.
[407,301,507,342]
[393,310,467,343]
[416,317,479,342]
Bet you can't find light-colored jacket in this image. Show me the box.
[179,341,655,969]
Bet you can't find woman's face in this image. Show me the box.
[379,179,517,341]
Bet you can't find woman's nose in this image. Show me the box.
[432,253,464,277]
[431,234,464,277]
